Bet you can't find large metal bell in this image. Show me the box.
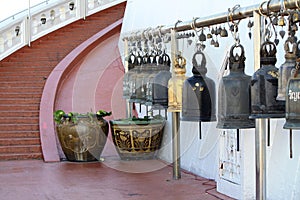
[284,62,300,129]
[181,50,216,122]
[151,52,172,108]
[277,36,298,101]
[217,44,254,129]
[250,41,285,118]
[123,52,136,100]
[168,54,187,112]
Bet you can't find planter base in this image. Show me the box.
[56,116,108,162]
[110,118,165,161]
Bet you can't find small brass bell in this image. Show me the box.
[292,11,300,23]
[278,16,286,26]
[220,27,228,37]
[199,30,206,42]
[207,33,212,39]
[214,39,219,47]
[277,36,298,101]
[168,54,187,112]
[210,39,216,46]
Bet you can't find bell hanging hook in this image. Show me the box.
[190,17,205,51]
[174,19,183,31]
[227,4,241,46]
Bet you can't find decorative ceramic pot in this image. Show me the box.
[56,115,108,162]
[110,118,165,160]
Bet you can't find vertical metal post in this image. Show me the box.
[170,29,181,179]
[253,11,267,200]
[172,112,181,179]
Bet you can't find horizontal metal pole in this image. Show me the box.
[123,0,300,40]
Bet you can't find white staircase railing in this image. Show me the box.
[0,0,126,61]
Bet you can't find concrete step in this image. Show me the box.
[0,87,43,93]
[0,131,40,138]
[1,81,45,88]
[0,111,39,118]
[0,145,41,154]
[0,104,39,111]
[0,98,41,105]
[0,153,42,160]
[0,75,47,81]
[0,124,39,131]
[0,117,39,124]
[0,138,40,146]
[0,92,41,98]
[0,71,51,76]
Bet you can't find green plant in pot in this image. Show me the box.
[54,109,111,162]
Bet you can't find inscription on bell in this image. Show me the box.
[288,90,300,102]
[267,71,279,78]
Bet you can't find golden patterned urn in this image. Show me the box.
[110,117,165,160]
[54,110,110,162]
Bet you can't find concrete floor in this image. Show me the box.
[0,156,234,200]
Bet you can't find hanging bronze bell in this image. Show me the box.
[152,51,172,109]
[168,54,187,112]
[181,50,216,122]
[284,61,300,129]
[250,41,285,118]
[277,36,298,101]
[217,44,254,129]
[123,52,136,100]
[128,53,142,103]
[133,54,150,103]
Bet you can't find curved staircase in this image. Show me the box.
[0,2,126,161]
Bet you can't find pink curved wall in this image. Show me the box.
[40,19,126,162]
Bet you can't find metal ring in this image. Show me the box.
[190,17,199,30]
[281,0,286,11]
[258,1,268,17]
[157,25,163,38]
[295,0,300,10]
[174,20,182,31]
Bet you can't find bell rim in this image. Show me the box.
[249,113,285,119]
[181,116,216,122]
[283,121,300,129]
[216,122,255,129]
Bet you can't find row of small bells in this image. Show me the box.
[123,49,172,114]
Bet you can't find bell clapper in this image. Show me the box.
[199,122,202,140]
[165,109,167,120]
[267,118,270,147]
[237,129,240,152]
[290,129,293,159]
